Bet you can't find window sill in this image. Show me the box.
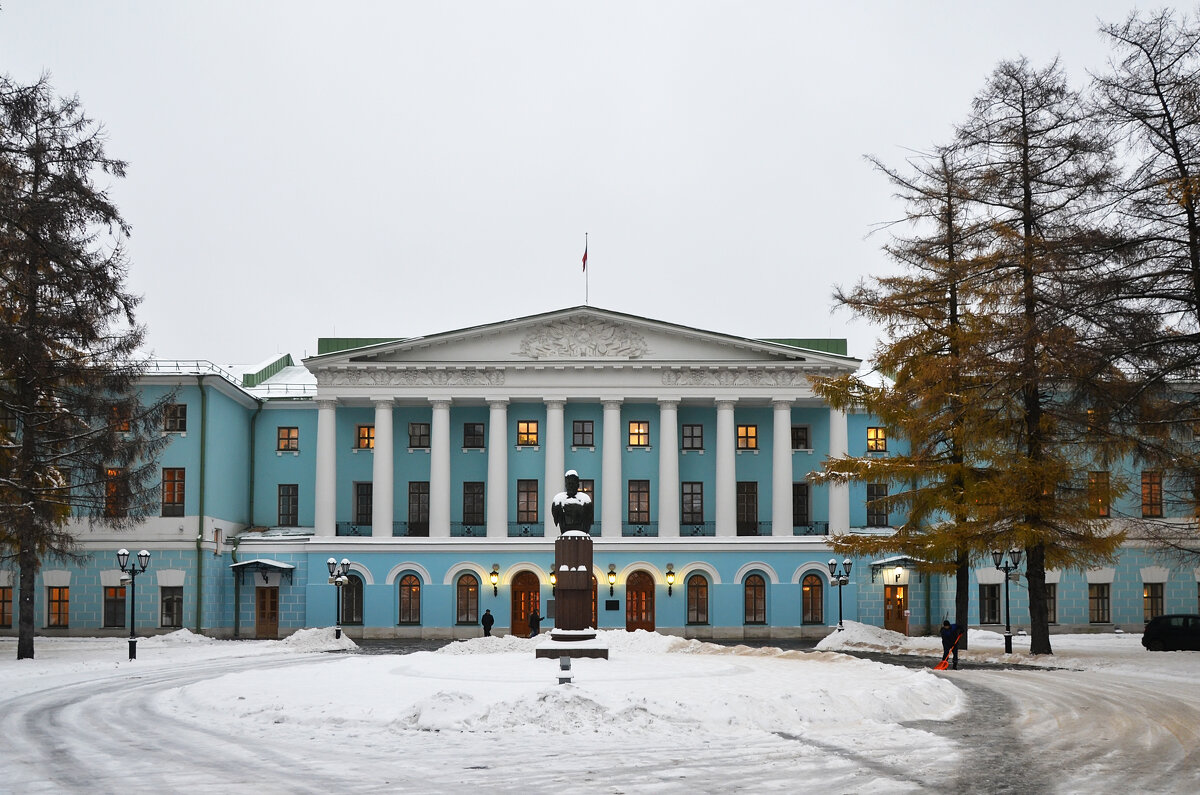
[681,448,705,454]
[514,445,540,451]
[571,446,596,452]
[736,449,760,455]
[275,450,300,456]
[351,448,374,453]
[462,447,486,453]
[407,447,430,454]
[627,445,652,452]
[792,448,814,454]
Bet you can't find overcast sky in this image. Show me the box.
[0,1,1172,366]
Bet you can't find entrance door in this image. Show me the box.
[884,584,908,635]
[625,570,655,631]
[511,571,540,637]
[256,587,279,639]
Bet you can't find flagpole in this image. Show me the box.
[583,232,589,305]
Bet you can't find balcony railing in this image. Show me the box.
[335,522,370,537]
[793,522,830,536]
[451,522,485,537]
[507,522,544,538]
[393,521,429,537]
[622,522,658,537]
[737,521,765,536]
[680,522,715,536]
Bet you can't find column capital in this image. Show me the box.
[486,398,509,408]
[715,398,738,410]
[771,398,793,410]
[371,396,395,407]
[602,399,624,411]
[315,398,339,411]
[543,398,567,410]
[429,398,453,410]
[657,398,681,409]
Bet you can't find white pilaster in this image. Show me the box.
[314,398,338,537]
[715,399,737,537]
[371,398,394,538]
[772,399,793,537]
[601,400,623,538]
[430,399,452,538]
[829,407,849,534]
[487,399,508,538]
[657,399,680,537]
[544,399,566,536]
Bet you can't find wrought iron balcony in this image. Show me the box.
[622,522,659,537]
[793,522,830,536]
[680,522,715,537]
[451,522,485,537]
[335,522,369,537]
[507,522,544,538]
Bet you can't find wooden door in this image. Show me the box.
[884,584,908,635]
[625,570,655,631]
[256,586,279,639]
[511,571,540,637]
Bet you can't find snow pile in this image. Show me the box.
[278,626,358,652]
[815,621,918,653]
[140,628,218,646]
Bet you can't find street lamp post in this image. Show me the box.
[992,548,1024,654]
[827,558,853,631]
[327,557,350,640]
[116,548,151,660]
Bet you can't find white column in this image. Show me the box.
[544,399,566,536]
[486,399,508,538]
[314,398,338,537]
[601,399,623,538]
[371,398,394,538]
[715,399,737,537]
[657,399,680,537]
[430,399,452,538]
[829,407,849,534]
[772,399,793,537]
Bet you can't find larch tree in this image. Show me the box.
[812,145,996,648]
[0,75,169,660]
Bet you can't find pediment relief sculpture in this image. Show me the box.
[519,317,649,359]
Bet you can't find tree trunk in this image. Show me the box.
[17,539,37,660]
[1026,543,1052,655]
[955,550,970,650]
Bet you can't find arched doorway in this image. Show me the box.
[625,570,655,631]
[511,570,540,638]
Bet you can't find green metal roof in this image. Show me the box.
[760,338,848,356]
[241,354,294,388]
[316,338,402,356]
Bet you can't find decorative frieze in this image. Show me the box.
[662,368,809,387]
[315,368,504,387]
[519,317,649,359]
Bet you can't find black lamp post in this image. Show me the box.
[116,548,150,660]
[326,557,350,640]
[992,548,1023,654]
[828,558,853,631]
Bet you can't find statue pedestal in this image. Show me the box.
[536,530,609,660]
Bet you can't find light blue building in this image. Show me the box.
[3,307,1197,640]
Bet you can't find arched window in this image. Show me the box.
[744,573,766,624]
[802,573,824,625]
[341,573,364,625]
[456,573,479,624]
[687,574,709,624]
[398,574,421,625]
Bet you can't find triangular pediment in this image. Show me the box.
[303,306,859,372]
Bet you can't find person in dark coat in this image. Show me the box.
[481,609,494,636]
[940,619,959,670]
[527,608,541,638]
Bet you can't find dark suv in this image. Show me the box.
[1142,614,1200,651]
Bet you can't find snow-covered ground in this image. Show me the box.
[0,624,1195,793]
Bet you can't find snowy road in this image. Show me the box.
[1,638,1196,794]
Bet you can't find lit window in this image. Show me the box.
[1089,583,1111,623]
[1144,582,1164,623]
[736,424,757,450]
[628,421,650,447]
[517,420,539,446]
[456,574,479,624]
[1142,471,1163,518]
[628,480,650,523]
[517,479,538,523]
[399,574,421,625]
[103,586,126,628]
[409,422,430,449]
[687,575,708,624]
[867,427,887,452]
[104,468,128,518]
[47,586,69,628]
[802,573,823,624]
[277,426,299,451]
[356,425,375,449]
[1088,471,1110,518]
[0,586,11,628]
[161,468,185,517]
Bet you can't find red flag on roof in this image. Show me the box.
[582,240,588,272]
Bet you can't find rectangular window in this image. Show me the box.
[356,425,375,450]
[866,483,889,527]
[462,482,485,525]
[161,467,185,517]
[1144,582,1164,623]
[165,403,187,433]
[628,420,650,447]
[408,482,430,535]
[791,424,811,450]
[354,482,373,526]
[47,586,69,628]
[736,481,758,535]
[1088,471,1110,518]
[867,426,887,452]
[1045,583,1057,624]
[793,483,810,526]
[979,584,1000,624]
[277,426,299,451]
[278,484,298,526]
[103,586,126,628]
[1089,583,1111,623]
[1142,471,1163,517]
[579,479,595,500]
[109,405,130,433]
[408,422,430,449]
[517,420,538,447]
[0,586,11,628]
[736,424,758,450]
[572,420,594,447]
[161,586,183,628]
[628,480,650,523]
[463,422,485,449]
[682,424,704,450]
[517,479,538,523]
[681,482,704,524]
[104,467,128,518]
